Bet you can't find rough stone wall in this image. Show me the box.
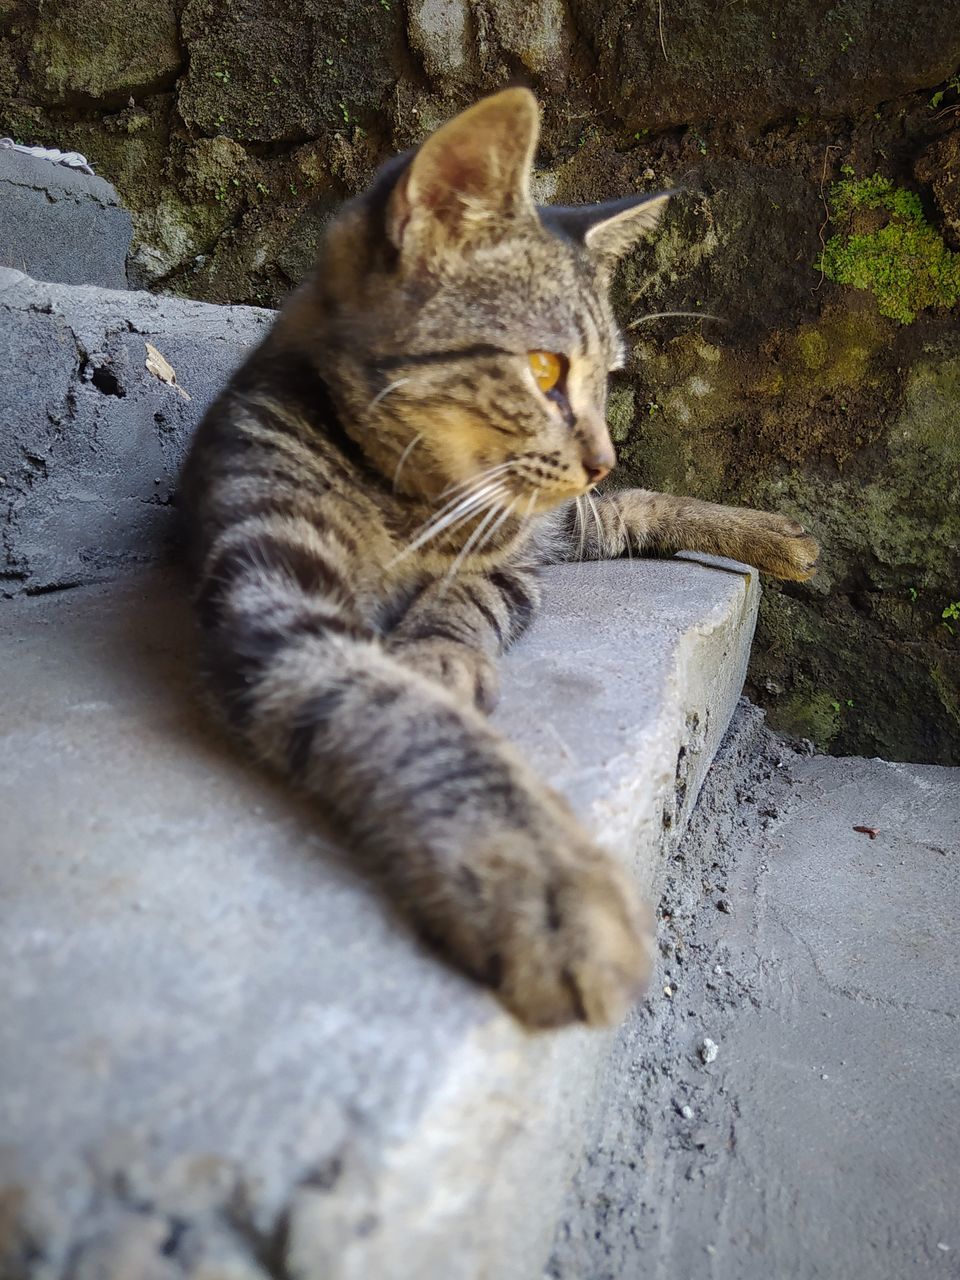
[1,0,958,762]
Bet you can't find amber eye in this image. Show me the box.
[528,350,564,394]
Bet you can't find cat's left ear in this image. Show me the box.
[541,191,673,268]
[387,88,540,262]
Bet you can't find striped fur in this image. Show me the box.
[180,90,818,1028]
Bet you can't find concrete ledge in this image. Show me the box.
[0,271,271,595]
[0,150,132,290]
[0,556,758,1280]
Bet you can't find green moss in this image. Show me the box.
[0,39,18,100]
[827,173,923,222]
[820,175,960,324]
[747,350,960,761]
[896,357,960,475]
[0,100,44,140]
[929,660,960,729]
[777,689,843,747]
[606,385,635,442]
[784,310,885,393]
[795,326,827,371]
[28,0,181,102]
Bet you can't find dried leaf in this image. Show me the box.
[145,341,191,400]
[852,825,880,839]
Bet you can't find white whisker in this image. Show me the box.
[575,496,587,563]
[389,483,507,566]
[368,377,410,410]
[392,433,422,492]
[414,478,503,538]
[585,491,604,558]
[521,492,537,526]
[412,482,507,546]
[609,498,633,560]
[476,497,518,555]
[438,461,515,500]
[438,499,513,591]
[627,310,724,329]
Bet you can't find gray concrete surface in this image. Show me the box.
[550,709,960,1280]
[0,270,271,595]
[0,148,131,289]
[0,554,758,1280]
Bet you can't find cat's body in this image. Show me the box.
[180,89,818,1028]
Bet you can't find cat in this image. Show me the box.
[179,88,818,1029]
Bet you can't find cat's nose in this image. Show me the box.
[582,443,616,485]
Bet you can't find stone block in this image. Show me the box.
[0,150,132,289]
[0,270,272,594]
[0,556,758,1279]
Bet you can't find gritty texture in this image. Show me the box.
[0,147,131,288]
[0,555,757,1280]
[549,707,960,1280]
[0,271,271,595]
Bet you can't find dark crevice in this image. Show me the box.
[24,579,87,597]
[79,358,126,397]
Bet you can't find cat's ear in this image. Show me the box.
[541,191,673,268]
[387,88,540,261]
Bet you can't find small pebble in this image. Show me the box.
[714,964,723,975]
[663,985,673,998]
[716,899,731,914]
[936,1243,950,1252]
[700,1037,718,1064]
[680,1104,694,1120]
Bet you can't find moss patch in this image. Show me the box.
[27,0,182,103]
[606,384,636,443]
[820,175,960,324]
[776,687,843,749]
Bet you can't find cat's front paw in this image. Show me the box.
[499,850,654,1028]
[738,512,820,582]
[455,827,654,1028]
[391,637,500,711]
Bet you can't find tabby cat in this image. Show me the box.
[180,88,818,1029]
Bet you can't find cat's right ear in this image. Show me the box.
[387,88,540,264]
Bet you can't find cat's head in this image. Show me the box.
[302,89,670,512]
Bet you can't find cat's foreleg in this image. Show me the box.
[561,489,820,581]
[204,603,651,1028]
[388,567,541,711]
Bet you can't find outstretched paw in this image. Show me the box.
[755,514,820,581]
[497,854,655,1028]
[450,823,655,1029]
